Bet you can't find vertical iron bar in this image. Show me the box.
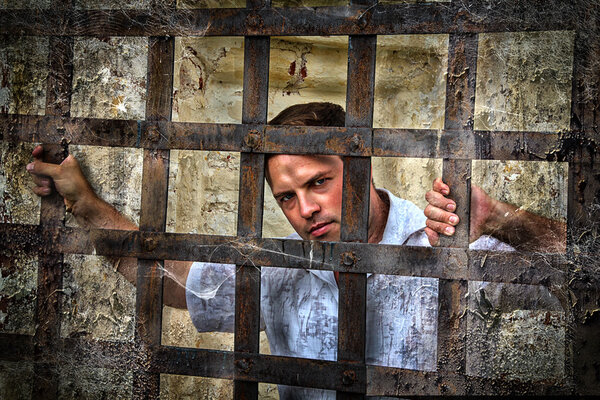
[568,3,600,392]
[32,24,75,399]
[234,33,270,400]
[338,18,377,397]
[132,36,174,399]
[437,33,478,377]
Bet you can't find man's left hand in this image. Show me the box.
[424,178,459,246]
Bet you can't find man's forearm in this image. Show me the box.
[72,193,190,308]
[71,193,138,231]
[483,200,567,253]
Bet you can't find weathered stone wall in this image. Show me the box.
[0,13,578,398]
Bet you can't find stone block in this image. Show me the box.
[166,150,239,235]
[474,31,575,132]
[66,145,143,227]
[173,37,245,124]
[0,36,48,115]
[61,254,135,341]
[374,35,448,129]
[58,366,133,399]
[268,36,348,120]
[0,251,37,336]
[0,141,40,225]
[466,281,566,382]
[472,160,567,222]
[71,37,147,120]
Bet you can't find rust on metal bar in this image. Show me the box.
[439,163,471,248]
[31,25,75,396]
[435,33,479,378]
[45,36,74,117]
[444,33,478,132]
[3,113,592,162]
[367,365,571,396]
[153,346,235,379]
[132,35,175,399]
[567,3,600,391]
[336,29,378,399]
[0,3,577,37]
[234,34,270,400]
[2,224,570,286]
[265,125,372,156]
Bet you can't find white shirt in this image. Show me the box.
[185,190,509,398]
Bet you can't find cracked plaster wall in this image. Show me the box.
[0,26,578,398]
[0,36,48,115]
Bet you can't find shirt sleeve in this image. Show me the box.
[185,262,236,333]
[469,235,515,251]
[403,228,431,247]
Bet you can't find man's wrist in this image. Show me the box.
[69,190,101,223]
[481,197,511,236]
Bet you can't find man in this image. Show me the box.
[27,102,565,398]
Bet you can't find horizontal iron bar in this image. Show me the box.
[0,3,576,37]
[1,224,568,286]
[0,334,568,395]
[367,365,571,396]
[0,333,35,362]
[1,114,587,162]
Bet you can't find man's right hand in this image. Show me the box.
[27,145,97,216]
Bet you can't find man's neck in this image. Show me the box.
[367,189,390,244]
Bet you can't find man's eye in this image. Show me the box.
[280,194,294,202]
[314,178,326,186]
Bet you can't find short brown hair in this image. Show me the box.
[265,102,345,184]
[268,102,345,127]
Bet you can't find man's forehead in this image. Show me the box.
[266,154,342,186]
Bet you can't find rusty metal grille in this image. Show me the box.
[1,0,599,398]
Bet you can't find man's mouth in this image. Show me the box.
[309,222,332,238]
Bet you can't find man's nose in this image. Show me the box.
[298,194,319,219]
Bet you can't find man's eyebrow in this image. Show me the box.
[271,170,330,198]
[272,188,293,199]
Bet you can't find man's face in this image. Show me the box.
[267,155,344,241]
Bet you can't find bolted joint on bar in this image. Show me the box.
[342,369,357,386]
[235,358,254,374]
[244,129,263,151]
[354,7,372,30]
[245,12,264,32]
[146,125,161,142]
[142,235,159,252]
[349,133,363,153]
[340,251,360,269]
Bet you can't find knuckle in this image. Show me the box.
[425,191,433,202]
